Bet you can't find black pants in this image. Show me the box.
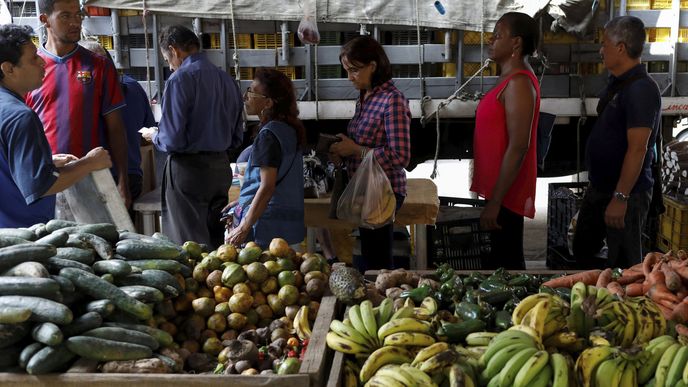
[161,153,231,249]
[354,194,405,272]
[485,206,526,270]
[573,186,652,269]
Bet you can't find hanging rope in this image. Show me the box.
[228,0,240,79]
[414,0,428,123]
[314,43,319,120]
[430,59,492,179]
[141,0,152,100]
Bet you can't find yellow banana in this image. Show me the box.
[528,299,551,339]
[330,319,373,347]
[419,349,460,374]
[512,293,552,325]
[343,361,359,387]
[360,300,379,346]
[412,307,433,321]
[497,347,538,387]
[508,324,543,347]
[412,342,450,366]
[542,315,567,338]
[575,345,618,387]
[401,363,436,386]
[390,305,415,320]
[383,332,436,347]
[293,305,311,341]
[365,374,405,387]
[550,352,569,387]
[377,317,431,341]
[326,331,370,354]
[420,297,438,315]
[513,350,549,387]
[446,363,465,387]
[374,365,417,386]
[359,345,413,383]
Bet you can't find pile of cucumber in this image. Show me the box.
[0,220,189,375]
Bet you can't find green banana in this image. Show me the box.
[550,352,569,387]
[348,305,372,341]
[480,342,533,381]
[377,317,431,341]
[638,338,676,384]
[330,320,373,347]
[478,329,536,367]
[412,342,450,366]
[619,361,637,387]
[360,300,379,346]
[465,331,498,347]
[359,345,413,383]
[325,331,370,354]
[594,357,625,387]
[575,345,618,387]
[529,363,553,387]
[497,347,538,387]
[655,342,681,387]
[390,305,415,320]
[513,350,549,387]
[376,298,394,328]
[666,345,688,387]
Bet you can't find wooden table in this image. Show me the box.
[305,178,439,269]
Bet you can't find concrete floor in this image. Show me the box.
[406,159,584,267]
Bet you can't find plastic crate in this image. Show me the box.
[463,62,497,77]
[427,197,490,270]
[680,29,688,43]
[647,28,671,42]
[390,30,433,45]
[85,6,110,16]
[276,66,296,80]
[253,33,295,49]
[207,33,221,49]
[546,182,587,267]
[317,31,342,46]
[97,36,113,50]
[126,34,151,49]
[652,0,672,8]
[317,65,342,79]
[657,195,688,252]
[463,31,492,45]
[228,33,252,49]
[614,0,651,8]
[229,67,254,81]
[442,63,457,77]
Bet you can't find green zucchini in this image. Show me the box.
[127,259,183,273]
[0,228,36,241]
[0,236,30,248]
[2,261,50,278]
[0,306,32,323]
[62,311,103,337]
[118,285,164,303]
[117,231,148,241]
[59,268,152,321]
[54,247,95,265]
[65,336,152,361]
[82,327,159,350]
[0,243,56,272]
[46,257,94,274]
[0,296,72,325]
[92,259,132,277]
[0,322,30,348]
[19,342,43,369]
[45,219,78,233]
[70,232,113,260]
[115,239,181,260]
[51,274,75,294]
[0,277,60,298]
[35,230,69,247]
[32,322,63,346]
[85,299,115,317]
[103,322,174,348]
[59,224,119,243]
[26,344,76,375]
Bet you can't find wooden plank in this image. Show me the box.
[62,169,135,231]
[299,295,339,387]
[0,373,310,386]
[326,349,345,387]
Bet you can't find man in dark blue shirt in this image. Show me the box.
[142,25,243,248]
[573,16,661,268]
[0,25,112,228]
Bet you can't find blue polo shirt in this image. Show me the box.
[586,64,661,194]
[0,86,59,228]
[120,74,156,176]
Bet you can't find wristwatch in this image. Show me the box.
[613,191,630,202]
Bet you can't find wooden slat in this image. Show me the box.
[0,373,311,386]
[326,350,345,387]
[299,295,338,386]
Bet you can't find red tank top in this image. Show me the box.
[470,70,540,218]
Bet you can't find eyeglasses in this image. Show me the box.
[57,11,86,23]
[245,87,267,99]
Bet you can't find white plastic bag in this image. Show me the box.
[297,0,320,44]
[337,151,396,229]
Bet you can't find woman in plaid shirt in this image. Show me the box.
[329,36,412,272]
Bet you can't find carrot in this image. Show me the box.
[668,259,688,282]
[678,286,688,300]
[625,282,644,297]
[661,262,682,292]
[658,304,674,320]
[673,302,688,324]
[606,281,625,298]
[617,270,645,285]
[627,263,644,272]
[676,323,688,337]
[647,283,681,306]
[541,269,602,289]
[596,268,613,288]
[643,252,662,277]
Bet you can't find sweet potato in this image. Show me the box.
[606,281,625,298]
[625,282,644,297]
[617,270,645,285]
[673,301,688,324]
[661,262,682,292]
[541,270,602,288]
[643,252,662,277]
[596,268,613,288]
[101,358,171,373]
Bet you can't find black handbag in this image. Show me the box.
[329,165,348,219]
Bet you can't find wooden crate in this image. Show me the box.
[0,296,338,386]
[657,195,688,252]
[254,33,295,49]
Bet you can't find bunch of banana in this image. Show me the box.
[512,293,569,342]
[592,356,636,387]
[359,345,414,383]
[474,327,540,385]
[626,295,668,341]
[641,337,688,387]
[343,360,361,387]
[543,330,586,352]
[637,335,678,384]
[575,344,620,387]
[327,299,389,354]
[595,296,666,348]
[377,315,434,347]
[293,305,311,341]
[567,282,597,339]
[366,363,437,387]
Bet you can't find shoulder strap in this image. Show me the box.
[596,73,648,115]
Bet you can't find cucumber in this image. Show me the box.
[70,232,113,260]
[0,228,36,241]
[82,327,159,350]
[115,239,180,260]
[59,268,152,321]
[85,299,115,317]
[32,322,63,346]
[117,231,149,241]
[127,259,183,273]
[54,247,95,265]
[0,322,30,348]
[46,257,94,274]
[0,277,60,298]
[118,285,164,303]
[19,342,43,369]
[45,219,78,233]
[27,223,44,232]
[0,296,72,325]
[103,322,174,348]
[144,269,183,294]
[116,272,179,298]
[0,306,32,323]
[65,336,152,361]
[62,311,103,337]
[0,243,56,272]
[35,230,69,247]
[65,235,90,249]
[92,259,132,277]
[51,274,75,294]
[101,273,115,283]
[26,344,76,375]
[2,261,50,278]
[33,224,49,239]
[0,236,30,248]
[59,224,119,243]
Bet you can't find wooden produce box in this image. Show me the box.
[0,296,339,387]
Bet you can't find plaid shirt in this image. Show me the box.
[346,80,411,196]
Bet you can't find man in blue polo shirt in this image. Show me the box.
[0,24,112,228]
[573,16,661,268]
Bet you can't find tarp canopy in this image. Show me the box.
[86,0,601,35]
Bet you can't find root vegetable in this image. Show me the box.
[596,268,613,288]
[541,269,602,288]
[101,358,171,374]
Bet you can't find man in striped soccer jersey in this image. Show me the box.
[26,0,130,208]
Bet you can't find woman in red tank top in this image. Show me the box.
[470,12,541,270]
